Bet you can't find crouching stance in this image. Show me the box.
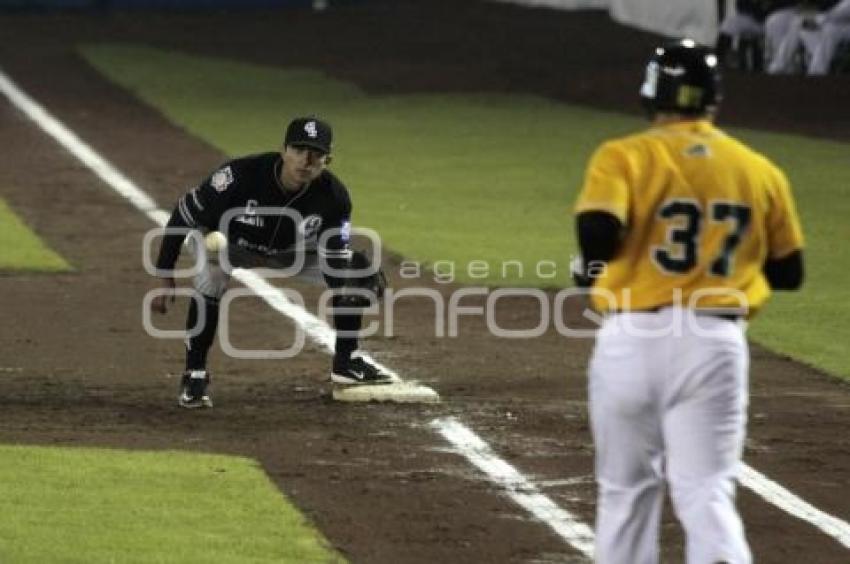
[150,116,391,408]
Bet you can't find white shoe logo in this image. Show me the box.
[350,370,365,380]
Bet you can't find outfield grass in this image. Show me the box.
[0,198,71,272]
[0,445,342,563]
[78,44,850,379]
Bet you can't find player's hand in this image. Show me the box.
[151,277,176,314]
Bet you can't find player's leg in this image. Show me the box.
[766,9,802,73]
[589,316,665,564]
[663,315,751,564]
[290,251,392,385]
[185,293,221,373]
[807,23,850,74]
[178,254,231,408]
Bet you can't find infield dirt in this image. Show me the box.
[1,2,849,562]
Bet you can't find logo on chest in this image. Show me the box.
[234,199,266,227]
[210,166,234,192]
[299,214,323,239]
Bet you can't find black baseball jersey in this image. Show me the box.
[156,152,352,275]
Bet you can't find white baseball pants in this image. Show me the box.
[764,8,800,73]
[589,308,751,564]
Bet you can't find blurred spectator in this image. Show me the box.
[717,1,799,70]
[764,1,806,66]
[767,0,850,74]
[806,0,850,73]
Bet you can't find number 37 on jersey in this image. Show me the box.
[574,124,804,313]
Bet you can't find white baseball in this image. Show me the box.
[204,231,227,253]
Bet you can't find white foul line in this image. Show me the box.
[3,67,850,557]
[740,464,850,549]
[432,417,596,557]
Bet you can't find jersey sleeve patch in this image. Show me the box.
[210,166,234,192]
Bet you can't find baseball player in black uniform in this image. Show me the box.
[151,116,391,408]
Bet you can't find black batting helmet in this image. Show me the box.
[639,39,721,117]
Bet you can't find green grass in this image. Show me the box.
[0,445,342,563]
[0,198,71,272]
[78,44,850,379]
[722,128,850,378]
[78,44,626,288]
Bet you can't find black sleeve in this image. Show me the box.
[154,207,192,273]
[576,210,624,266]
[177,166,235,231]
[763,249,804,290]
[153,163,237,273]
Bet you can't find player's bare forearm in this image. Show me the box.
[155,207,192,273]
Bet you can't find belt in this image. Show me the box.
[617,306,742,322]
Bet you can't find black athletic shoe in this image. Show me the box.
[178,370,213,408]
[331,356,393,385]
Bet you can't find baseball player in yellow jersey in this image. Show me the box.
[573,39,804,563]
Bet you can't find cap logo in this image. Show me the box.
[210,166,234,192]
[304,120,318,138]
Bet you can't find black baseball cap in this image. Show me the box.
[284,117,333,154]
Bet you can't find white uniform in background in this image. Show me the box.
[807,0,850,73]
[768,0,850,73]
[720,10,764,38]
[764,6,803,70]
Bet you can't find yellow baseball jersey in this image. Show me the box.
[574,119,804,316]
